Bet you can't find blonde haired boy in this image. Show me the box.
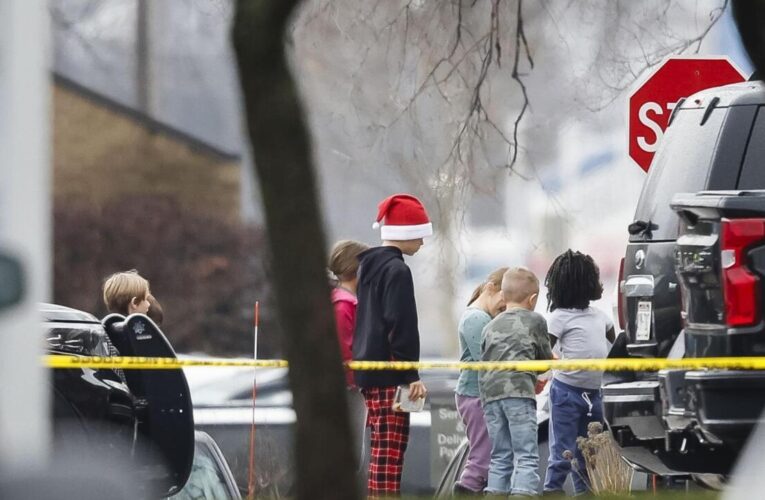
[479,267,553,495]
[103,270,151,316]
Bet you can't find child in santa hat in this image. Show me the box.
[353,193,432,496]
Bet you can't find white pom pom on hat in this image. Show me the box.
[372,221,380,230]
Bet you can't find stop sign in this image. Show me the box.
[628,57,747,172]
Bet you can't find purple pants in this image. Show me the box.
[455,393,491,492]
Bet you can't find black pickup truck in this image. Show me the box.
[604,80,765,480]
[671,191,765,456]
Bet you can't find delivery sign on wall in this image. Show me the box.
[628,57,747,172]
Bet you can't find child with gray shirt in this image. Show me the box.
[542,250,616,495]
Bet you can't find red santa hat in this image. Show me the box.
[372,194,433,240]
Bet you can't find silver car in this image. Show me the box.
[184,363,555,496]
[171,431,242,500]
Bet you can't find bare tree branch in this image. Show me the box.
[509,0,531,169]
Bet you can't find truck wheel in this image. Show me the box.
[692,474,727,490]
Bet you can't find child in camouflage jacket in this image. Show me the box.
[479,267,553,496]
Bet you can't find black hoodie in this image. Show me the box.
[353,246,420,388]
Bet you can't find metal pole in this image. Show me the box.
[247,301,260,497]
[136,0,153,116]
[0,0,51,472]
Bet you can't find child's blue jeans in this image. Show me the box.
[483,397,539,496]
[544,378,603,495]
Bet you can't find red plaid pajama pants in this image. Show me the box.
[362,386,410,496]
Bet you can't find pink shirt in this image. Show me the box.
[332,287,357,386]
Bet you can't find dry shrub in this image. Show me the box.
[576,421,633,495]
[53,195,281,357]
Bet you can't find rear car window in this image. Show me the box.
[631,107,727,242]
[737,106,765,188]
[172,441,234,500]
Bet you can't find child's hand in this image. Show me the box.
[408,381,427,400]
[535,378,548,394]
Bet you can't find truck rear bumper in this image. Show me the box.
[603,380,664,442]
[686,370,765,444]
[603,377,739,475]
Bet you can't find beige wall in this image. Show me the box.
[53,84,240,220]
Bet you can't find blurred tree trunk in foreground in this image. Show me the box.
[732,0,765,79]
[232,2,358,500]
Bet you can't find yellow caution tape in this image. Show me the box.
[45,355,288,370]
[43,355,765,371]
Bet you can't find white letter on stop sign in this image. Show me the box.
[637,101,678,153]
[637,102,663,153]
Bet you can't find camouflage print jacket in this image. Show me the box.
[479,307,553,404]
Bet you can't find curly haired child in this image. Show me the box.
[543,250,616,495]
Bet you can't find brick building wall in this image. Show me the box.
[52,75,241,221]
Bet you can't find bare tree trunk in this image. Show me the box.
[732,0,765,79]
[232,2,358,500]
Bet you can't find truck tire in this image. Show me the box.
[692,474,727,490]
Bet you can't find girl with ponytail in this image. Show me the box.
[453,267,508,495]
[328,239,369,386]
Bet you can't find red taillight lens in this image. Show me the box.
[721,218,765,327]
[617,257,626,330]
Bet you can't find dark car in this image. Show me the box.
[605,80,765,478]
[45,304,195,497]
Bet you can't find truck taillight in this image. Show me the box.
[617,257,626,330]
[721,218,765,327]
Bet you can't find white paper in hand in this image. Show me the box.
[392,385,425,412]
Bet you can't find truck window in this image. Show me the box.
[737,107,765,189]
[631,108,727,242]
